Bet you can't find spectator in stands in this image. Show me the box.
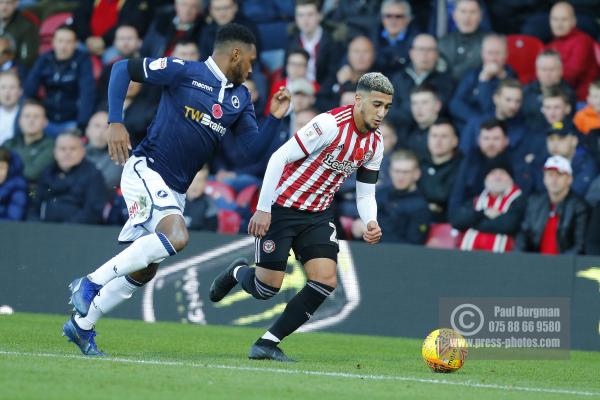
[24,25,96,137]
[544,121,597,197]
[0,70,20,145]
[339,82,357,106]
[4,99,53,184]
[289,78,316,115]
[449,119,512,214]
[574,79,600,135]
[378,120,398,187]
[32,132,107,224]
[267,48,318,115]
[242,78,266,121]
[522,50,576,128]
[0,0,39,69]
[200,0,260,56]
[516,155,588,255]
[142,0,204,57]
[372,0,419,76]
[317,35,375,110]
[418,118,461,222]
[73,0,150,58]
[459,79,538,164]
[538,86,574,133]
[184,167,218,231]
[97,24,143,103]
[438,0,485,83]
[85,110,122,191]
[0,146,26,220]
[397,84,441,161]
[0,34,24,79]
[449,34,515,130]
[545,1,600,101]
[287,0,342,85]
[293,107,319,134]
[172,38,201,61]
[451,159,525,253]
[360,150,431,244]
[388,34,453,128]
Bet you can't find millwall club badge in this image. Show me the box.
[231,95,240,109]
[212,103,223,119]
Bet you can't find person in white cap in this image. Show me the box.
[515,155,588,255]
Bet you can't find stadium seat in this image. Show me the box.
[506,35,545,85]
[205,180,236,203]
[39,12,73,54]
[90,55,103,81]
[339,216,354,240]
[425,223,458,249]
[217,209,241,234]
[236,184,259,213]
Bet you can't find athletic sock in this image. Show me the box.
[88,233,175,286]
[74,276,143,330]
[267,280,334,342]
[236,266,279,300]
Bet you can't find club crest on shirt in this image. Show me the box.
[231,95,240,109]
[312,122,323,136]
[212,103,223,119]
[263,240,276,253]
[156,190,168,198]
[149,57,167,71]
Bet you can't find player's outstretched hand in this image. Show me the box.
[363,221,382,244]
[248,210,271,238]
[107,123,132,166]
[269,87,292,119]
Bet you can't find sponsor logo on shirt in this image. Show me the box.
[149,57,167,71]
[323,153,355,176]
[184,105,226,136]
[192,80,213,92]
[312,122,323,136]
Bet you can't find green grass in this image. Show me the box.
[1,313,600,399]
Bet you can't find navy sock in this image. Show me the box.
[236,266,279,300]
[268,280,334,341]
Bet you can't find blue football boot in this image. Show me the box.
[68,276,102,317]
[62,316,106,356]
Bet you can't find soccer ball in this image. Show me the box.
[422,328,468,373]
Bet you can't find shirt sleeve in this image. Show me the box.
[293,113,339,156]
[138,57,189,86]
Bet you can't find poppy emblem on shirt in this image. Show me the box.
[232,95,240,109]
[353,148,365,162]
[212,103,223,119]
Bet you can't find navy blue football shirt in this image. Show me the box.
[127,56,279,193]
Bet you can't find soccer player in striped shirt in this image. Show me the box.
[210,72,394,361]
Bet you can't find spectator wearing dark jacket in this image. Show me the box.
[141,0,204,57]
[437,0,486,83]
[0,0,39,69]
[449,119,540,215]
[545,2,600,101]
[459,80,545,169]
[199,0,261,58]
[184,168,218,231]
[449,34,515,130]
[73,0,150,58]
[452,159,526,253]
[357,150,431,244]
[23,26,96,137]
[418,119,461,222]
[32,132,107,224]
[522,50,576,128]
[0,147,26,220]
[516,155,588,254]
[4,99,54,185]
[85,111,122,191]
[388,34,453,129]
[371,0,419,77]
[0,70,21,145]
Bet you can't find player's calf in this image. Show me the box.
[236,265,281,300]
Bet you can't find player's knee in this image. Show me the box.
[314,274,337,289]
[157,215,189,252]
[167,228,189,252]
[129,264,159,284]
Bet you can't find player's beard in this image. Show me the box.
[232,62,245,86]
[360,108,378,132]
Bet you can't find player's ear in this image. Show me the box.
[231,47,241,63]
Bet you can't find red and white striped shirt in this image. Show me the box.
[274,105,384,212]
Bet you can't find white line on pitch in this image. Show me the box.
[0,350,598,397]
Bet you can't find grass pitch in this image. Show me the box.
[1,313,599,399]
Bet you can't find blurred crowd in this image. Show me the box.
[1,0,600,256]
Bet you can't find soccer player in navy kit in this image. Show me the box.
[62,24,291,356]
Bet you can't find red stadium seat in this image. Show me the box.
[236,184,259,212]
[39,12,73,54]
[594,42,600,67]
[217,209,241,234]
[425,223,458,249]
[506,35,545,85]
[205,180,236,204]
[90,55,103,81]
[339,216,354,240]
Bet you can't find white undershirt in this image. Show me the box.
[300,26,323,82]
[0,106,18,145]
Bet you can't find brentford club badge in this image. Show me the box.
[212,103,223,119]
[262,240,276,253]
